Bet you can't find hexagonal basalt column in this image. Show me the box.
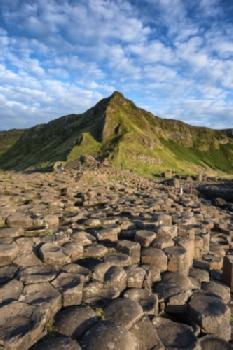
[188,292,231,341]
[164,246,189,275]
[141,248,167,272]
[223,254,233,291]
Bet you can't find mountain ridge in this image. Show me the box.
[0,91,233,175]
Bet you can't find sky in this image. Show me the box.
[0,0,233,130]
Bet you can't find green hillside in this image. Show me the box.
[0,91,233,176]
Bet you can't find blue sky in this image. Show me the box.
[0,0,233,130]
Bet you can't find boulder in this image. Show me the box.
[198,335,232,350]
[141,248,167,271]
[223,254,233,291]
[0,279,23,305]
[96,225,121,242]
[62,242,83,262]
[117,240,141,264]
[124,288,158,316]
[104,298,143,330]
[154,317,198,350]
[32,335,81,350]
[40,243,71,266]
[84,244,108,258]
[0,264,18,284]
[201,281,231,304]
[19,282,62,320]
[105,253,132,266]
[127,267,146,289]
[188,292,231,340]
[130,316,164,350]
[0,242,18,267]
[189,268,209,284]
[135,230,157,247]
[55,305,98,338]
[164,246,189,275]
[19,265,58,284]
[80,320,139,350]
[104,266,127,297]
[154,272,194,301]
[0,302,46,350]
[82,281,105,304]
[5,213,33,229]
[52,273,83,307]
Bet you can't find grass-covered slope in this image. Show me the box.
[0,129,25,157]
[0,91,233,175]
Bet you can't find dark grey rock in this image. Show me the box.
[31,334,81,350]
[55,305,98,338]
[198,335,232,350]
[104,298,143,330]
[0,264,18,284]
[154,317,198,350]
[0,302,47,350]
[201,281,231,303]
[188,292,231,340]
[80,320,139,350]
[130,316,164,350]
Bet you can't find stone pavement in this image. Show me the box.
[0,169,232,349]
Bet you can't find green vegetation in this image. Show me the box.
[45,319,56,334]
[0,129,25,156]
[230,314,233,325]
[0,91,233,176]
[94,307,105,319]
[68,133,101,160]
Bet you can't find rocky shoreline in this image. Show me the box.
[0,168,233,349]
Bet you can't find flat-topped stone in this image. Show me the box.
[0,242,19,267]
[5,213,33,229]
[40,242,71,266]
[19,282,62,320]
[154,317,198,350]
[105,253,132,266]
[55,305,98,338]
[164,246,188,275]
[0,227,23,238]
[80,320,139,350]
[0,302,47,350]
[201,281,231,304]
[198,335,232,349]
[104,298,143,330]
[0,264,18,284]
[124,288,158,316]
[154,272,195,301]
[32,335,81,350]
[52,273,83,307]
[84,244,108,258]
[188,292,231,340]
[19,265,58,284]
[117,240,141,264]
[135,230,157,247]
[0,279,23,305]
[130,316,164,350]
[96,225,121,242]
[141,248,167,271]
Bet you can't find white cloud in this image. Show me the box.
[0,0,233,130]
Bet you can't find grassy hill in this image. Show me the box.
[0,91,233,176]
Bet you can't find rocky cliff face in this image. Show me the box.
[0,91,233,175]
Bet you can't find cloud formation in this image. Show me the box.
[0,0,233,129]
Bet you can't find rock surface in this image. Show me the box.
[0,169,232,349]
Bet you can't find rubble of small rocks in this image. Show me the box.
[0,168,233,349]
